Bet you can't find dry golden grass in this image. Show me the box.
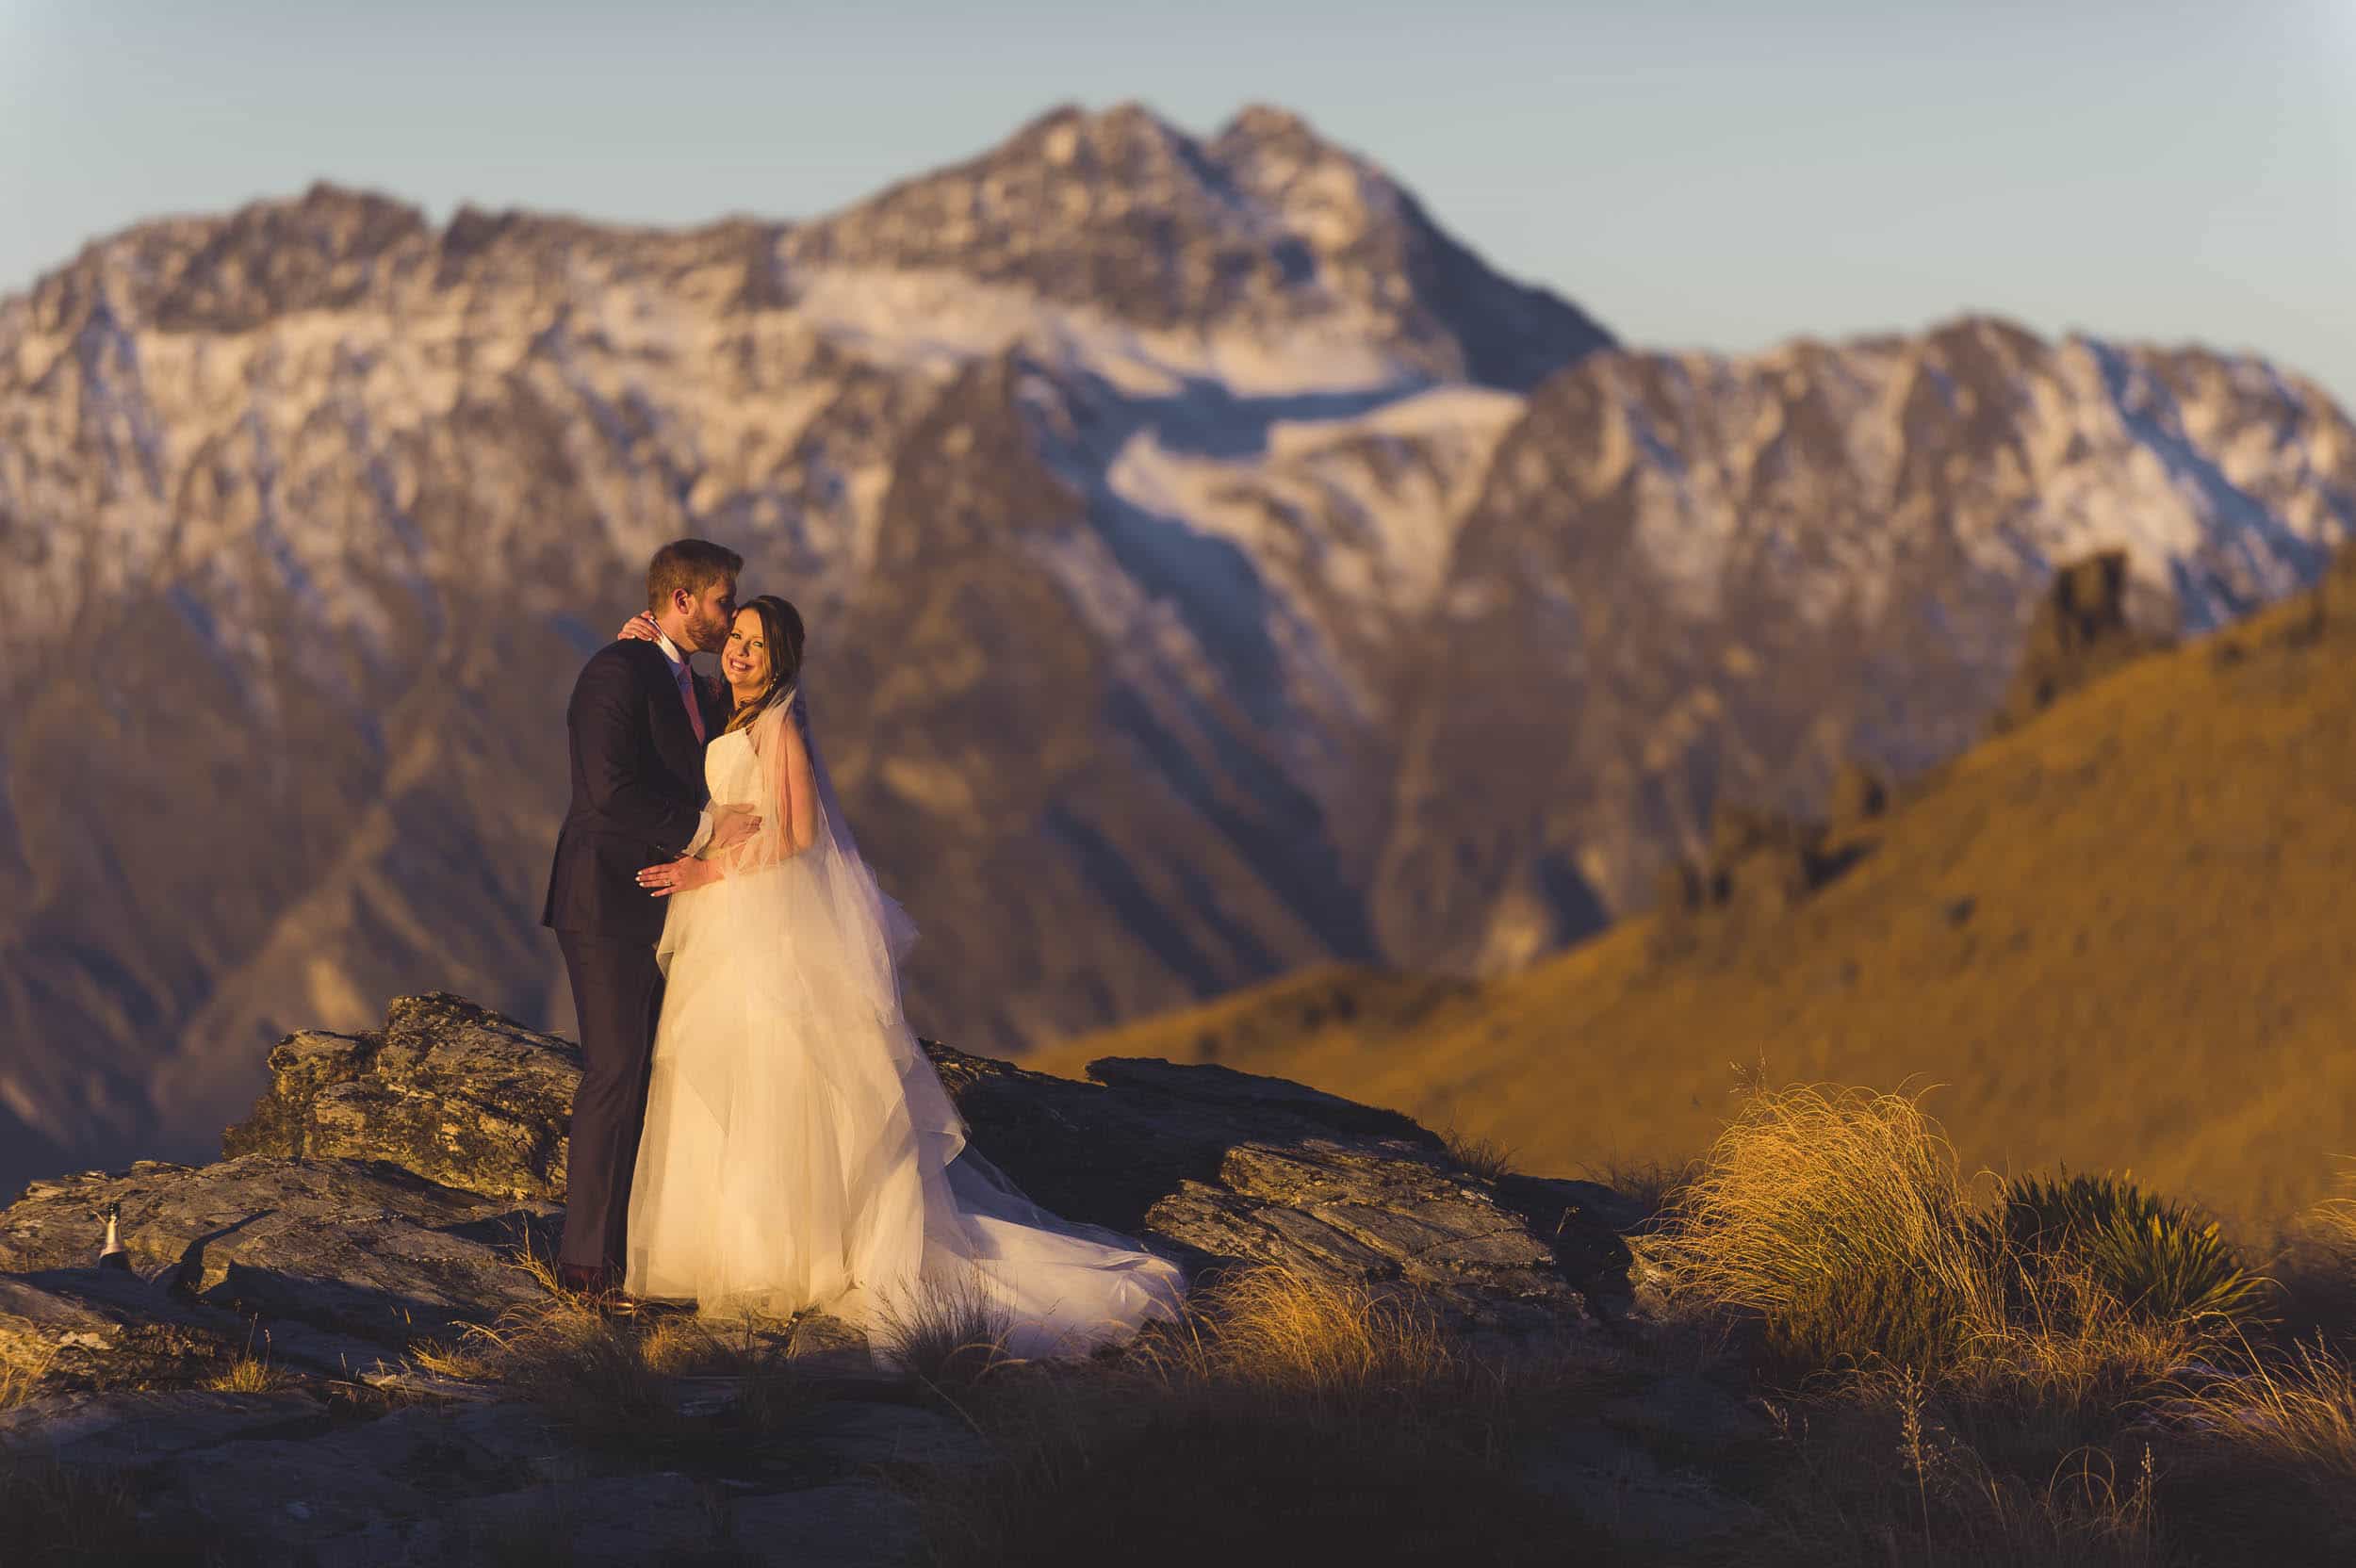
[2168,1338,2356,1491]
[1131,1265,1461,1414]
[1441,1126,1517,1181]
[1759,1385,2170,1568]
[912,1266,1618,1568]
[1586,1156,1702,1227]
[1637,1075,2356,1562]
[2309,1177,2356,1257]
[411,1249,809,1448]
[1655,1084,2006,1374]
[422,1298,810,1448]
[1042,567,2356,1229]
[0,1347,54,1411]
[201,1355,287,1394]
[0,1461,225,1568]
[871,1273,1019,1389]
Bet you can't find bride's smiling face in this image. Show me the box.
[720,608,772,696]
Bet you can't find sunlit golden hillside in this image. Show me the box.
[1038,549,2356,1228]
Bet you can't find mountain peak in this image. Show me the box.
[1209,102,1354,171]
[1003,100,1198,174]
[785,102,1611,387]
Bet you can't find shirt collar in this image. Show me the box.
[652,627,689,672]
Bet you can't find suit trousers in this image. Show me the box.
[555,931,666,1272]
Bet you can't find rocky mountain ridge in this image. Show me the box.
[3,100,2350,1191]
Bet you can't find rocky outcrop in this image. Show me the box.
[217,994,1625,1330]
[1986,549,2174,735]
[1645,804,1868,962]
[0,993,1729,1565]
[0,993,1665,1565]
[0,1156,555,1351]
[223,993,582,1201]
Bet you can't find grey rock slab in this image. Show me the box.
[0,1266,412,1389]
[1598,1369,1775,1452]
[1143,1140,1589,1327]
[728,1480,926,1568]
[0,1388,325,1469]
[0,1156,556,1345]
[151,1400,607,1565]
[794,1399,990,1472]
[430,1472,723,1567]
[0,1268,260,1392]
[937,1044,1602,1329]
[1521,1423,1766,1549]
[161,1431,442,1566]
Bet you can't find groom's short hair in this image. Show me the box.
[646,539,744,612]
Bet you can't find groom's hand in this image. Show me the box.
[710,804,762,850]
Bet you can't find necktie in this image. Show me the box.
[674,661,707,745]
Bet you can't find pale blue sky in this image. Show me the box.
[6,1,2350,407]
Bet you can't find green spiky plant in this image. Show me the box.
[1993,1171,2269,1327]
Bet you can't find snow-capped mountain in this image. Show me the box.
[0,103,2347,1190]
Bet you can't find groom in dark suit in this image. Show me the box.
[543,538,758,1295]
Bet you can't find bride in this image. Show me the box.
[621,596,1185,1359]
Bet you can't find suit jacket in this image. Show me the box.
[542,641,733,945]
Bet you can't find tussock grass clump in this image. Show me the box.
[2151,1338,2356,1560]
[2271,1163,2356,1338]
[2304,1168,2356,1265]
[0,1348,55,1411]
[871,1274,1019,1390]
[1654,1084,2005,1375]
[1441,1127,1516,1181]
[2168,1338,2356,1490]
[1651,1078,2356,1562]
[203,1355,288,1394]
[1138,1264,1458,1413]
[429,1298,689,1443]
[1588,1156,1703,1229]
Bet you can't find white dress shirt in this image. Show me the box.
[652,627,715,858]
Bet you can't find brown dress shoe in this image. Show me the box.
[558,1262,617,1297]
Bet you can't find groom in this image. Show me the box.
[543,538,760,1295]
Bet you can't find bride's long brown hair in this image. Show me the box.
[723,595,807,737]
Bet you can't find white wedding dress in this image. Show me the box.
[623,689,1184,1359]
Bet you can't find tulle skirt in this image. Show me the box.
[623,854,1185,1360]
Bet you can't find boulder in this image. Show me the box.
[224,993,582,1201]
[916,1047,1618,1328]
[0,1388,327,1469]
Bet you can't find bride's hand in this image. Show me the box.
[616,612,660,644]
[636,856,718,898]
